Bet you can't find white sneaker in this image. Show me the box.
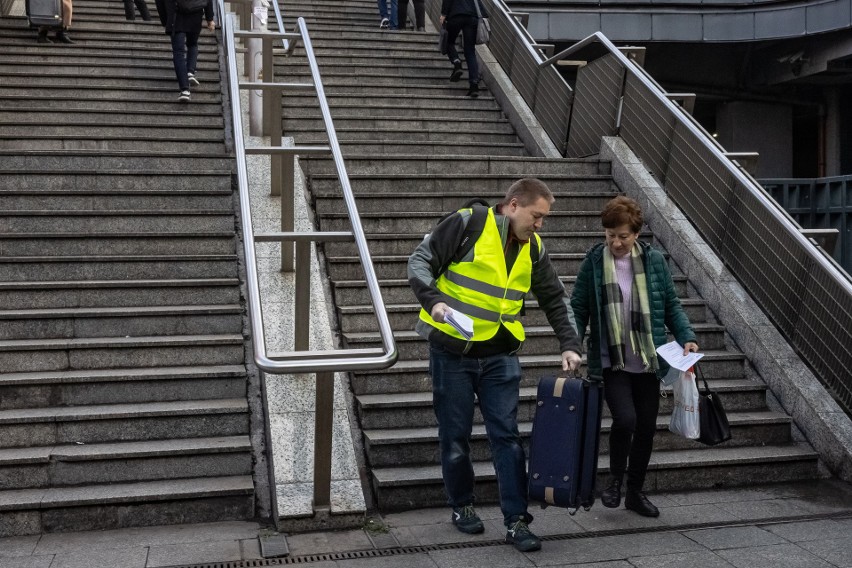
[188,72,199,86]
[379,17,389,29]
[178,90,191,102]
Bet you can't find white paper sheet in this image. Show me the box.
[656,340,703,371]
[445,310,474,340]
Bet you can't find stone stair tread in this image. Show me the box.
[0,475,254,510]
[0,278,239,290]
[340,297,706,315]
[0,398,248,424]
[345,322,725,342]
[0,209,230,215]
[0,232,235,239]
[0,435,251,465]
[0,364,246,386]
[364,409,792,443]
[357,377,762,407]
[371,444,819,486]
[0,333,243,352]
[0,304,241,319]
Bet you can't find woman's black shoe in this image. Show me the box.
[624,491,659,517]
[600,477,622,508]
[55,31,75,44]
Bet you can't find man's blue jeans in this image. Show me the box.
[171,30,201,91]
[429,344,530,526]
[377,0,398,28]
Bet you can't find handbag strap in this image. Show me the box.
[694,362,712,394]
[473,0,483,19]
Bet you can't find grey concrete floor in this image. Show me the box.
[3,479,851,568]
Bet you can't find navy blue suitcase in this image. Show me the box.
[528,375,603,512]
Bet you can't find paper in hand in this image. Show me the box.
[656,340,703,371]
[445,309,474,340]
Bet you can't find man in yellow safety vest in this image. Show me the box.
[407,177,582,552]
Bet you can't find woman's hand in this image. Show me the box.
[439,15,446,25]
[683,342,699,355]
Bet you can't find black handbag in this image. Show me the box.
[438,24,448,54]
[696,365,732,446]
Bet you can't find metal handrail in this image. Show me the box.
[222,14,397,375]
[542,31,852,297]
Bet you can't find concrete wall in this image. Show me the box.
[716,101,794,178]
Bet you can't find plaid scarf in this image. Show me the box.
[602,243,659,372]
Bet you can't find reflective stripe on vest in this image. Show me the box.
[420,208,540,342]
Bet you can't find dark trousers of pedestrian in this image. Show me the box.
[445,14,479,86]
[123,0,151,20]
[602,369,660,493]
[429,344,530,527]
[397,0,425,30]
[171,30,200,91]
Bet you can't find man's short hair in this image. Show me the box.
[503,178,555,207]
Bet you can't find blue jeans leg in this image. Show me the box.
[376,0,388,20]
[171,32,189,91]
[185,29,201,76]
[430,345,529,526]
[430,345,477,508]
[390,0,398,29]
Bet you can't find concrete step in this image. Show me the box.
[0,436,252,489]
[2,136,224,153]
[338,298,708,333]
[0,233,235,256]
[0,123,225,140]
[0,210,234,233]
[0,334,244,373]
[284,92,498,110]
[0,304,243,340]
[330,274,691,306]
[297,128,520,145]
[0,96,222,112]
[0,111,222,129]
[370,444,820,510]
[284,115,514,132]
[344,323,727,361]
[0,475,254,537]
[0,255,238,281]
[286,103,505,122]
[0,190,233,210]
[363,410,794,467]
[0,397,248,449]
[0,171,233,192]
[0,278,240,309]
[0,74,213,89]
[0,364,247,410]
[355,377,766,430]
[0,151,233,171]
[319,210,604,235]
[299,155,609,177]
[318,139,526,156]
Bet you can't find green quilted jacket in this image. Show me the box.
[570,241,697,380]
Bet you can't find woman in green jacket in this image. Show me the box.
[570,196,698,518]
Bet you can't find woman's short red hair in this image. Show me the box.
[601,196,643,233]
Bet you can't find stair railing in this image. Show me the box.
[445,0,852,414]
[219,0,398,525]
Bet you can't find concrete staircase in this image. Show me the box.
[277,0,821,512]
[0,0,253,536]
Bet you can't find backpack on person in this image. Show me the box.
[176,0,207,13]
[436,198,539,278]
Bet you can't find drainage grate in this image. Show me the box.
[166,511,852,568]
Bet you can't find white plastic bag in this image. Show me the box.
[669,370,700,439]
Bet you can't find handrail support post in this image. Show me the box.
[280,154,295,271]
[313,371,334,510]
[294,240,311,350]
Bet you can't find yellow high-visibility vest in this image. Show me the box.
[420,208,541,343]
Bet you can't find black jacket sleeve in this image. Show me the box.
[530,240,581,355]
[407,211,468,314]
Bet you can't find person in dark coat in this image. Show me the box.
[397,0,425,31]
[571,196,698,518]
[155,0,215,102]
[123,0,152,21]
[439,0,486,97]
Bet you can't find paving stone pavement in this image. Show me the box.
[1,480,851,567]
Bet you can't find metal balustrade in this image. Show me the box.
[218,0,397,526]
[424,0,852,413]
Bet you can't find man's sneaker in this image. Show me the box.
[178,90,191,102]
[379,17,390,29]
[450,60,463,82]
[188,72,200,86]
[505,519,541,552]
[451,505,484,534]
